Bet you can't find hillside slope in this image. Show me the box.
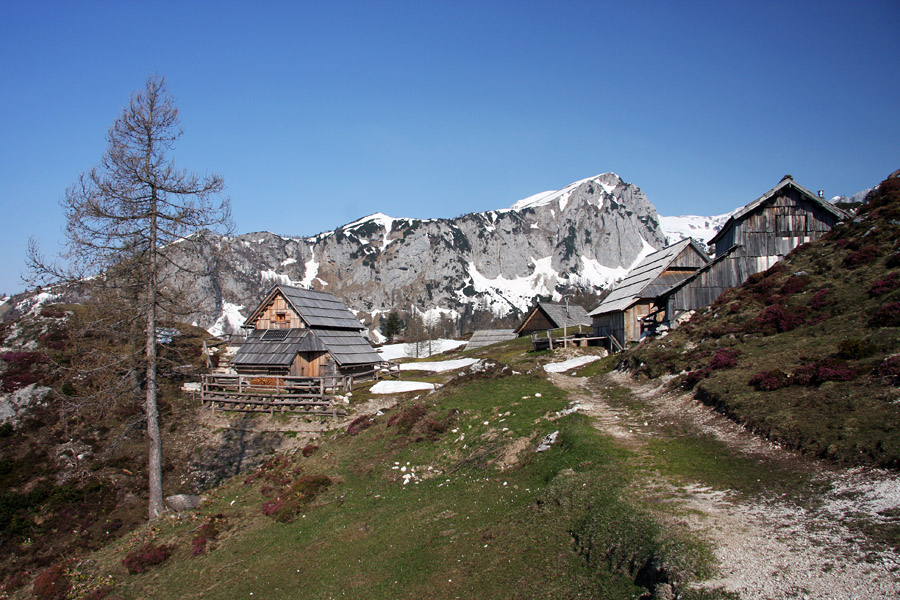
[627,173,900,468]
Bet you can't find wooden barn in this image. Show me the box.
[589,238,710,348]
[230,285,383,379]
[514,301,592,336]
[660,175,851,323]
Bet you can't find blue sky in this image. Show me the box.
[2,1,898,295]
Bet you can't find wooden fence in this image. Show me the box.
[200,373,353,417]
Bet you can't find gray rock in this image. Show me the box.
[165,494,203,513]
[536,430,559,452]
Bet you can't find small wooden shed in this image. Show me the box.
[514,302,592,336]
[661,176,851,322]
[230,285,383,378]
[589,238,710,348]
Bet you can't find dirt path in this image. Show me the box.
[548,370,900,599]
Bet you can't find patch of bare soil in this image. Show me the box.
[548,370,900,599]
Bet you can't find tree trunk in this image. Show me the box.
[145,193,164,520]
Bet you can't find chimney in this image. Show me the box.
[817,190,825,199]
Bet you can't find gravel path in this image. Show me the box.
[548,370,900,599]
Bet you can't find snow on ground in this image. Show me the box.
[377,339,467,361]
[371,381,435,394]
[543,356,602,373]
[208,302,245,337]
[399,358,480,372]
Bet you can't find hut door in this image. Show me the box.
[292,352,327,377]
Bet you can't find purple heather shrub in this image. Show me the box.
[753,304,805,333]
[869,301,900,328]
[813,359,856,383]
[807,288,836,311]
[780,274,810,296]
[869,272,900,297]
[789,365,817,387]
[875,355,900,383]
[750,370,789,391]
[709,347,740,370]
[843,245,882,268]
[261,498,285,517]
[682,368,710,390]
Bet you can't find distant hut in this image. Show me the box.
[465,329,517,351]
[230,285,383,379]
[589,238,710,348]
[662,176,851,321]
[514,301,592,337]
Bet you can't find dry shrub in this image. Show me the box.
[191,515,223,557]
[122,543,172,574]
[301,443,319,457]
[386,404,428,434]
[31,564,70,600]
[346,415,375,436]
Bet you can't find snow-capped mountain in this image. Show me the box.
[162,172,669,335]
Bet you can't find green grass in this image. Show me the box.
[73,372,725,600]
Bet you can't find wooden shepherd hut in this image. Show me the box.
[659,175,852,323]
[589,238,710,348]
[514,301,592,336]
[230,285,383,379]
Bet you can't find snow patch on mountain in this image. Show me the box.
[261,269,305,288]
[465,256,559,315]
[659,213,731,245]
[510,173,616,212]
[299,255,323,289]
[208,302,245,337]
[578,237,657,288]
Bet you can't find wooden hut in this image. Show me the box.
[230,285,383,379]
[661,176,851,323]
[515,302,592,336]
[589,238,710,348]
[465,329,517,350]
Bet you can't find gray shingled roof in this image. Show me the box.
[231,328,382,367]
[314,329,383,366]
[708,176,851,246]
[244,285,365,331]
[589,239,703,317]
[537,302,592,328]
[465,329,517,350]
[232,329,327,366]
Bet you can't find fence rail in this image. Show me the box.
[200,373,352,416]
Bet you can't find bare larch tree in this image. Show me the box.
[28,74,232,520]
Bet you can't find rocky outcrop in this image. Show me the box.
[162,172,668,335]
